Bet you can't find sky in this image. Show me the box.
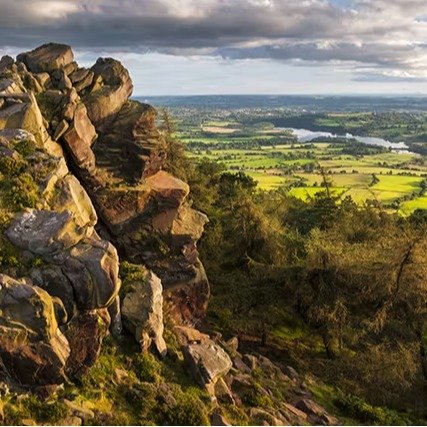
[0,0,427,96]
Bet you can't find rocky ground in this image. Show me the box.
[0,43,341,425]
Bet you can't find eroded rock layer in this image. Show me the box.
[0,42,210,390]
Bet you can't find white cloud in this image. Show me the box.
[0,0,426,86]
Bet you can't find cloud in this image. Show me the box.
[0,0,426,82]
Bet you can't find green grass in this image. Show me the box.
[399,196,427,214]
[371,175,423,193]
[185,126,427,211]
[246,172,287,190]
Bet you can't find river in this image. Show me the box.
[282,128,409,152]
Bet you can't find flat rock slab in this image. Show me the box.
[6,209,85,256]
[184,340,232,389]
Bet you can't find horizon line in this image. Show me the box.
[135,93,427,98]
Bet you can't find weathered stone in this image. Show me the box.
[210,409,230,426]
[53,119,69,141]
[70,68,91,84]
[17,43,74,73]
[34,72,51,90]
[51,174,97,229]
[0,78,25,95]
[146,171,189,209]
[243,354,258,370]
[83,57,133,130]
[122,268,167,356]
[55,69,73,90]
[0,275,70,388]
[230,373,253,398]
[174,326,210,345]
[258,355,285,377]
[0,91,62,156]
[62,102,77,121]
[21,72,43,93]
[281,403,308,421]
[232,356,251,373]
[295,398,327,417]
[59,235,121,311]
[63,61,78,76]
[6,209,86,256]
[64,309,110,378]
[224,336,239,357]
[62,103,97,170]
[250,408,287,426]
[214,377,235,404]
[0,55,14,72]
[183,340,232,390]
[162,262,210,325]
[30,265,76,319]
[73,70,94,93]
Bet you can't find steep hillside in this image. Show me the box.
[0,43,350,426]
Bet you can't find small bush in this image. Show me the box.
[335,393,412,425]
[133,352,162,383]
[0,156,26,176]
[14,139,36,157]
[157,392,209,426]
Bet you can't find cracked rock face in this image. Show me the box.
[2,43,210,326]
[183,339,232,391]
[0,128,120,390]
[122,268,167,356]
[0,42,210,391]
[0,275,70,390]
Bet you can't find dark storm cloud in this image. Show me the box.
[0,0,426,80]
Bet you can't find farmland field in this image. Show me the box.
[154,103,427,214]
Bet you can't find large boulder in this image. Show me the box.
[6,209,87,256]
[0,91,62,156]
[17,43,74,74]
[183,340,232,392]
[0,55,14,72]
[91,101,166,183]
[0,275,70,389]
[83,58,133,131]
[62,103,97,171]
[122,268,167,356]
[49,174,98,229]
[58,235,121,311]
[146,171,190,209]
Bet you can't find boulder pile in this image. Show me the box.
[0,42,210,392]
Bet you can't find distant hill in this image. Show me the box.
[137,94,427,112]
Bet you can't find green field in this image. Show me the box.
[179,117,427,214]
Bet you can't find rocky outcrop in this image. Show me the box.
[3,43,209,326]
[0,126,120,390]
[179,327,232,393]
[83,57,133,131]
[0,42,210,326]
[0,42,210,392]
[0,275,70,391]
[17,43,74,74]
[121,267,167,356]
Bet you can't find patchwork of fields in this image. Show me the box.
[178,117,427,214]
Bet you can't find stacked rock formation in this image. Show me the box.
[0,43,210,392]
